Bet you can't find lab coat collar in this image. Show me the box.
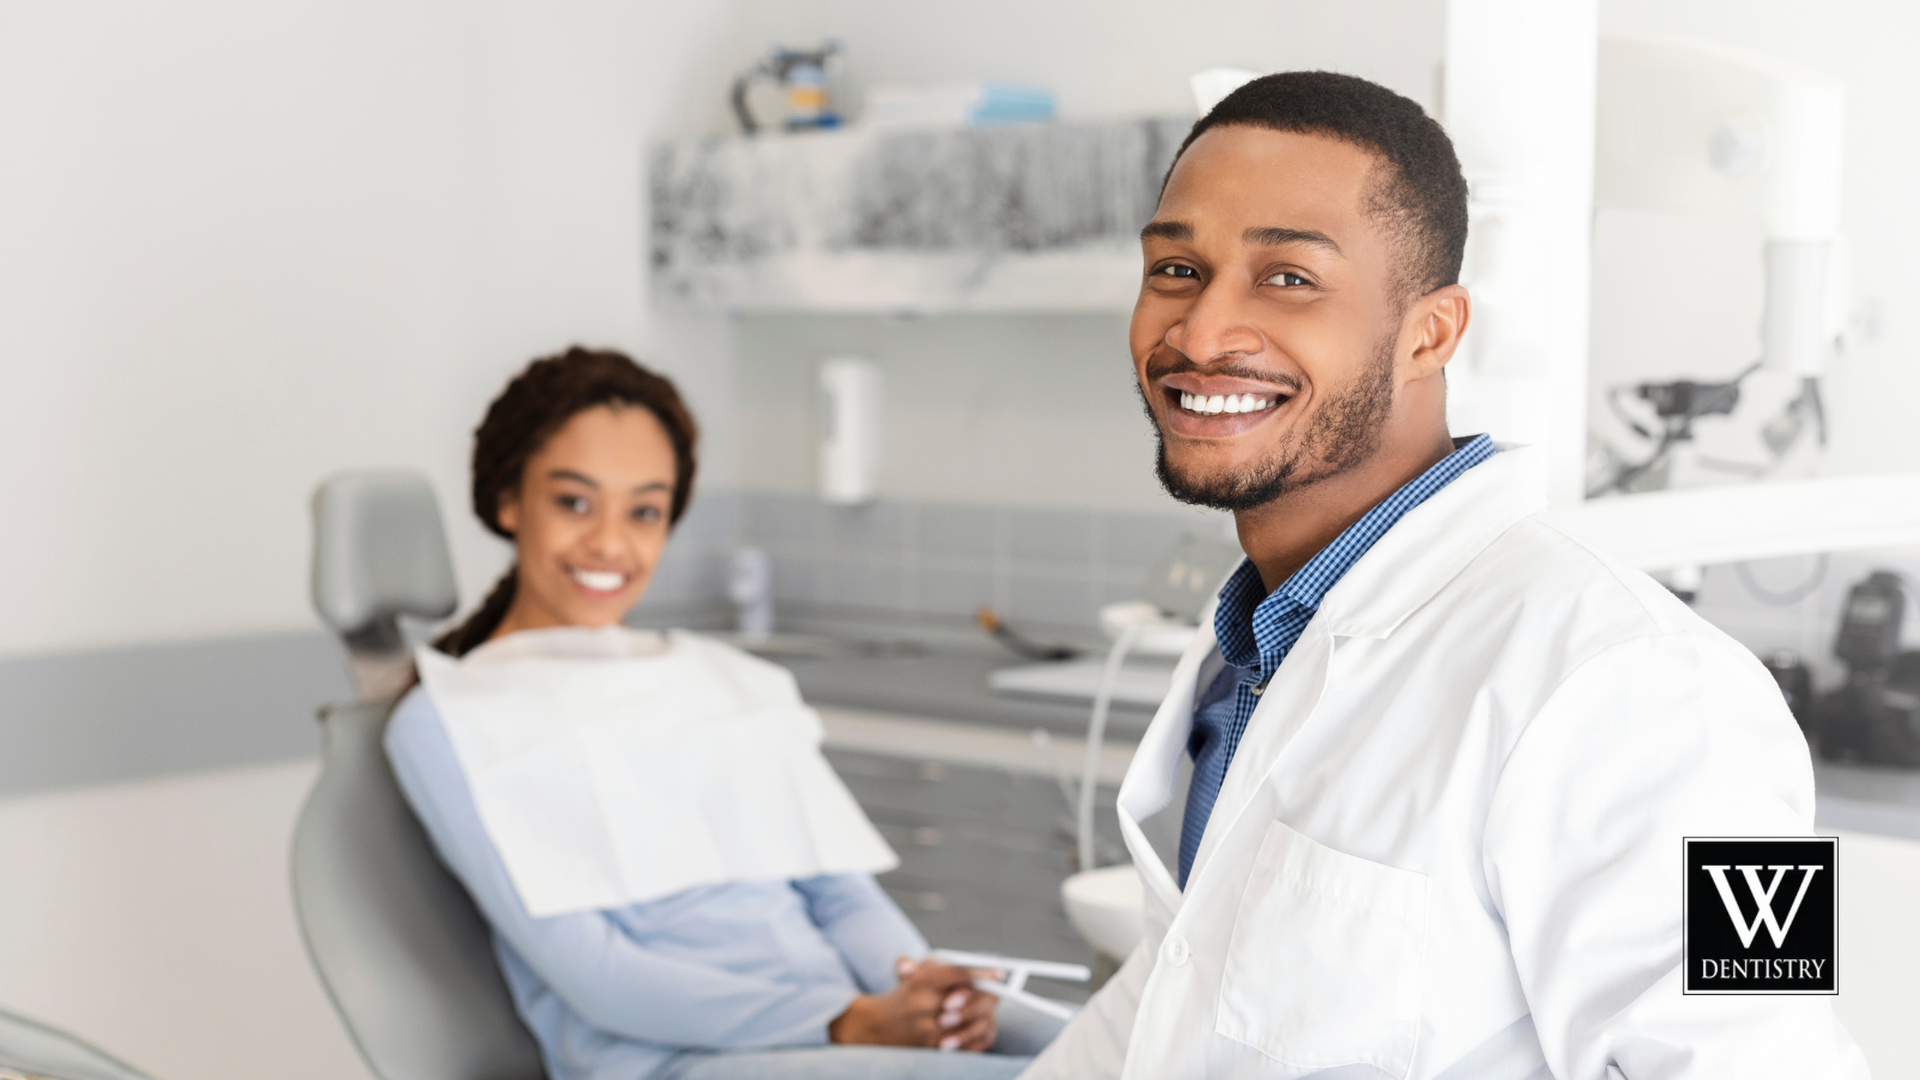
[1117,445,1545,914]
[1314,441,1546,640]
[1161,442,1546,897]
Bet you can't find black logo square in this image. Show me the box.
[1684,836,1836,995]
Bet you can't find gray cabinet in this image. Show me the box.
[825,746,1123,1002]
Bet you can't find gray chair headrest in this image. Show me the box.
[311,472,459,639]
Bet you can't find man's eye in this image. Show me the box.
[1265,271,1311,287]
[1154,264,1199,280]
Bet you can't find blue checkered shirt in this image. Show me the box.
[1177,434,1497,888]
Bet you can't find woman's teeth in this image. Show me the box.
[1179,392,1275,415]
[569,567,628,592]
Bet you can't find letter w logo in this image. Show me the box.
[1700,864,1824,948]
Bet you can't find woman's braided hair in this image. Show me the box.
[431,346,698,658]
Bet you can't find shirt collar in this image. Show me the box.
[1213,434,1497,671]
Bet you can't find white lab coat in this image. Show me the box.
[1022,445,1867,1080]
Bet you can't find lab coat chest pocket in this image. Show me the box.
[1216,820,1427,1077]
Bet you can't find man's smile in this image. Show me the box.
[1179,391,1274,415]
[1157,370,1298,438]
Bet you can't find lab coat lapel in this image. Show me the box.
[1116,615,1217,915]
[1186,444,1549,885]
[1186,623,1333,886]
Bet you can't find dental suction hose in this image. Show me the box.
[1077,624,1144,875]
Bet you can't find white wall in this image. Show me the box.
[0,0,1453,657]
[0,760,373,1080]
[0,0,739,657]
[16,0,1915,658]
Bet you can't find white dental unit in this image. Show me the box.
[1562,38,1920,568]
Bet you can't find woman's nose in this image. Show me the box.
[585,511,628,559]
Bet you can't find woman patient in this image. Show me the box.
[387,347,1060,1080]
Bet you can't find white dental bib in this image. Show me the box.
[414,626,897,918]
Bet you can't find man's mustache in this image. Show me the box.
[1143,350,1303,394]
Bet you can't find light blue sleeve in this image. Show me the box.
[384,688,857,1050]
[791,873,929,994]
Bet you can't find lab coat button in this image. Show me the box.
[1163,934,1190,967]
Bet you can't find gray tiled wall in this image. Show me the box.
[642,489,1897,686]
[625,490,738,625]
[635,489,1231,632]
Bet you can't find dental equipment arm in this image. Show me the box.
[1077,624,1143,875]
[927,949,1091,1022]
[1077,601,1203,872]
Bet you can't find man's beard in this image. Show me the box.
[1143,334,1397,512]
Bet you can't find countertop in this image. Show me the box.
[767,644,1160,739]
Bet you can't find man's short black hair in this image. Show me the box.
[1171,70,1469,305]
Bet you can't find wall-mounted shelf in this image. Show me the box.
[649,118,1188,313]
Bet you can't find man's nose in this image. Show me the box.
[1166,279,1265,365]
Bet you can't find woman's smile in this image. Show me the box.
[565,563,632,595]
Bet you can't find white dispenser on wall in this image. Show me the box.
[818,357,882,505]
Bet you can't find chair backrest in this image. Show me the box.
[292,702,547,1080]
[296,470,546,1080]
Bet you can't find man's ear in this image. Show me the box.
[1401,284,1471,380]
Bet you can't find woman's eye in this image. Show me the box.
[1265,271,1311,288]
[557,494,590,514]
[632,505,663,523]
[1154,264,1199,280]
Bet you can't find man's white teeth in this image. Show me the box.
[1178,392,1275,415]
[570,568,627,592]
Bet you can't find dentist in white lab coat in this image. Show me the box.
[1022,73,1866,1080]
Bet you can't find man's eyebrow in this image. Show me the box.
[1244,226,1344,255]
[1140,220,1192,243]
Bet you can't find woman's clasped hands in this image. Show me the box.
[828,956,999,1052]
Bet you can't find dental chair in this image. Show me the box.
[292,472,547,1080]
[0,1007,157,1080]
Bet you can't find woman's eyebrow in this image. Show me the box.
[1243,226,1344,256]
[630,481,672,495]
[547,469,599,489]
